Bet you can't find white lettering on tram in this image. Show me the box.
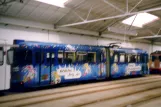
[57,65,81,79]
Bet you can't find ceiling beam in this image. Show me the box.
[0,15,152,43]
[58,6,161,27]
[0,15,99,36]
[99,0,138,33]
[0,0,23,6]
[103,0,125,13]
[54,0,86,24]
[129,0,143,12]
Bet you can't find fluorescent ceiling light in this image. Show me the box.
[122,13,159,28]
[108,27,138,36]
[35,0,68,8]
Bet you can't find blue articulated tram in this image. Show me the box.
[11,40,149,88]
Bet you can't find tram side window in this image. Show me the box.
[114,54,118,63]
[125,54,128,63]
[132,55,137,63]
[58,51,63,64]
[14,50,32,64]
[127,54,130,62]
[0,47,3,65]
[64,52,75,64]
[20,50,32,64]
[145,55,149,63]
[41,52,45,63]
[87,52,96,63]
[76,51,87,63]
[128,54,137,63]
[137,55,141,63]
[76,52,96,63]
[45,52,55,64]
[96,52,101,63]
[35,52,46,64]
[152,56,157,62]
[119,53,125,63]
[158,56,161,61]
[51,53,55,63]
[35,52,41,64]
[46,53,51,64]
[101,53,104,62]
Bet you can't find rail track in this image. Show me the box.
[0,75,161,107]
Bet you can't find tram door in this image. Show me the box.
[34,50,41,86]
[40,50,55,86]
[142,54,148,74]
[106,48,110,78]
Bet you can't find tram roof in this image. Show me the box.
[17,41,105,52]
[14,40,147,54]
[110,47,147,54]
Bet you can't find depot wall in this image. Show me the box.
[0,24,160,54]
[152,44,161,52]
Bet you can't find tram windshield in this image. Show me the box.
[13,50,32,65]
[151,55,161,62]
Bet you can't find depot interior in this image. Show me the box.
[0,0,161,55]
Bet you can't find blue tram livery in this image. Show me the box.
[11,40,149,88]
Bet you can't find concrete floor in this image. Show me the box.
[0,75,161,107]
